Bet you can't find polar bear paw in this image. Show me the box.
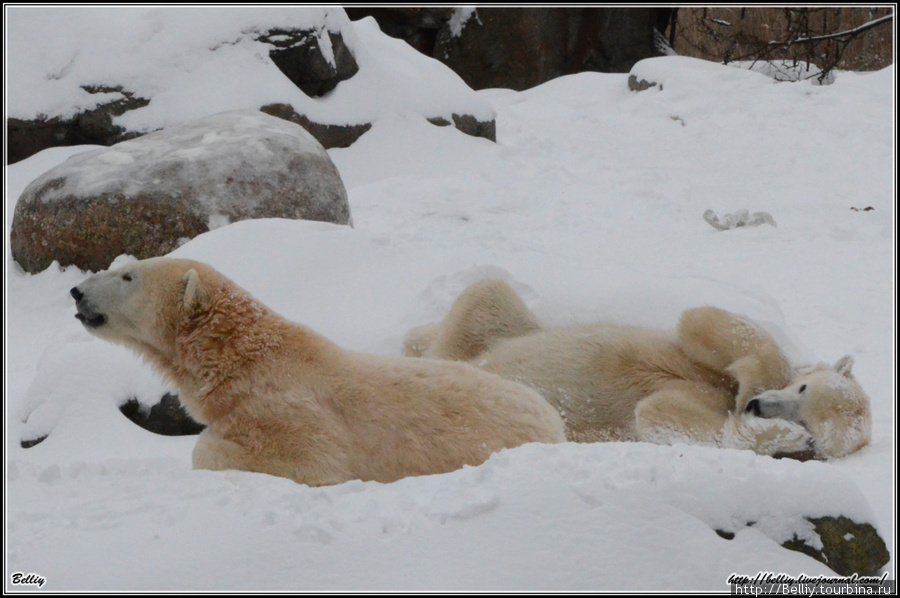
[721,413,814,457]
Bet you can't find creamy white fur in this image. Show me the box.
[72,259,565,485]
[405,279,871,459]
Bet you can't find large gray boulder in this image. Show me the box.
[11,110,351,274]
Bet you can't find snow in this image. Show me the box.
[5,7,895,592]
[448,7,479,38]
[735,59,837,85]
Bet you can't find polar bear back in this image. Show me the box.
[474,323,733,442]
[324,351,565,481]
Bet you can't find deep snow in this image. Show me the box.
[5,7,895,592]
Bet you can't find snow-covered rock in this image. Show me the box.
[259,27,358,98]
[6,7,496,162]
[11,111,351,273]
[628,55,774,93]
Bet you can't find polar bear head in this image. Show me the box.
[70,257,218,356]
[745,356,872,459]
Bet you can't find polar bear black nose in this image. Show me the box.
[745,399,761,416]
[70,287,84,301]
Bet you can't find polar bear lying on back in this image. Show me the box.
[404,279,871,459]
[70,258,565,486]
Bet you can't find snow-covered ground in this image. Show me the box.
[5,8,895,592]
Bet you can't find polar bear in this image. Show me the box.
[404,278,871,459]
[70,259,565,486]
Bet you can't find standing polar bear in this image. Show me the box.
[71,258,565,486]
[405,279,871,459]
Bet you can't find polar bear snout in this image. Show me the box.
[745,391,804,424]
[71,286,107,329]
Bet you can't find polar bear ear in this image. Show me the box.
[182,269,208,311]
[834,355,854,377]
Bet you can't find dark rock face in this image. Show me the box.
[7,86,149,164]
[583,9,661,74]
[11,110,352,273]
[436,9,660,91]
[260,103,373,149]
[262,103,496,147]
[119,394,205,436]
[257,28,359,97]
[435,8,568,92]
[20,435,47,449]
[345,8,453,55]
[426,114,496,143]
[350,8,665,91]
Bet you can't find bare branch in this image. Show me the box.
[776,13,893,45]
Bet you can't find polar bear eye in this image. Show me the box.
[798,384,807,393]
[122,273,133,282]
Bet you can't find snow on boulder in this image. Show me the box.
[11,110,351,274]
[628,55,775,93]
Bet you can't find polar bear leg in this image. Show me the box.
[633,381,731,447]
[192,428,351,486]
[408,278,542,361]
[677,306,793,411]
[192,427,256,473]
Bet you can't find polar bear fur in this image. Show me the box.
[404,278,871,459]
[71,259,565,486]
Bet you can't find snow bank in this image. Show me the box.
[9,441,858,591]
